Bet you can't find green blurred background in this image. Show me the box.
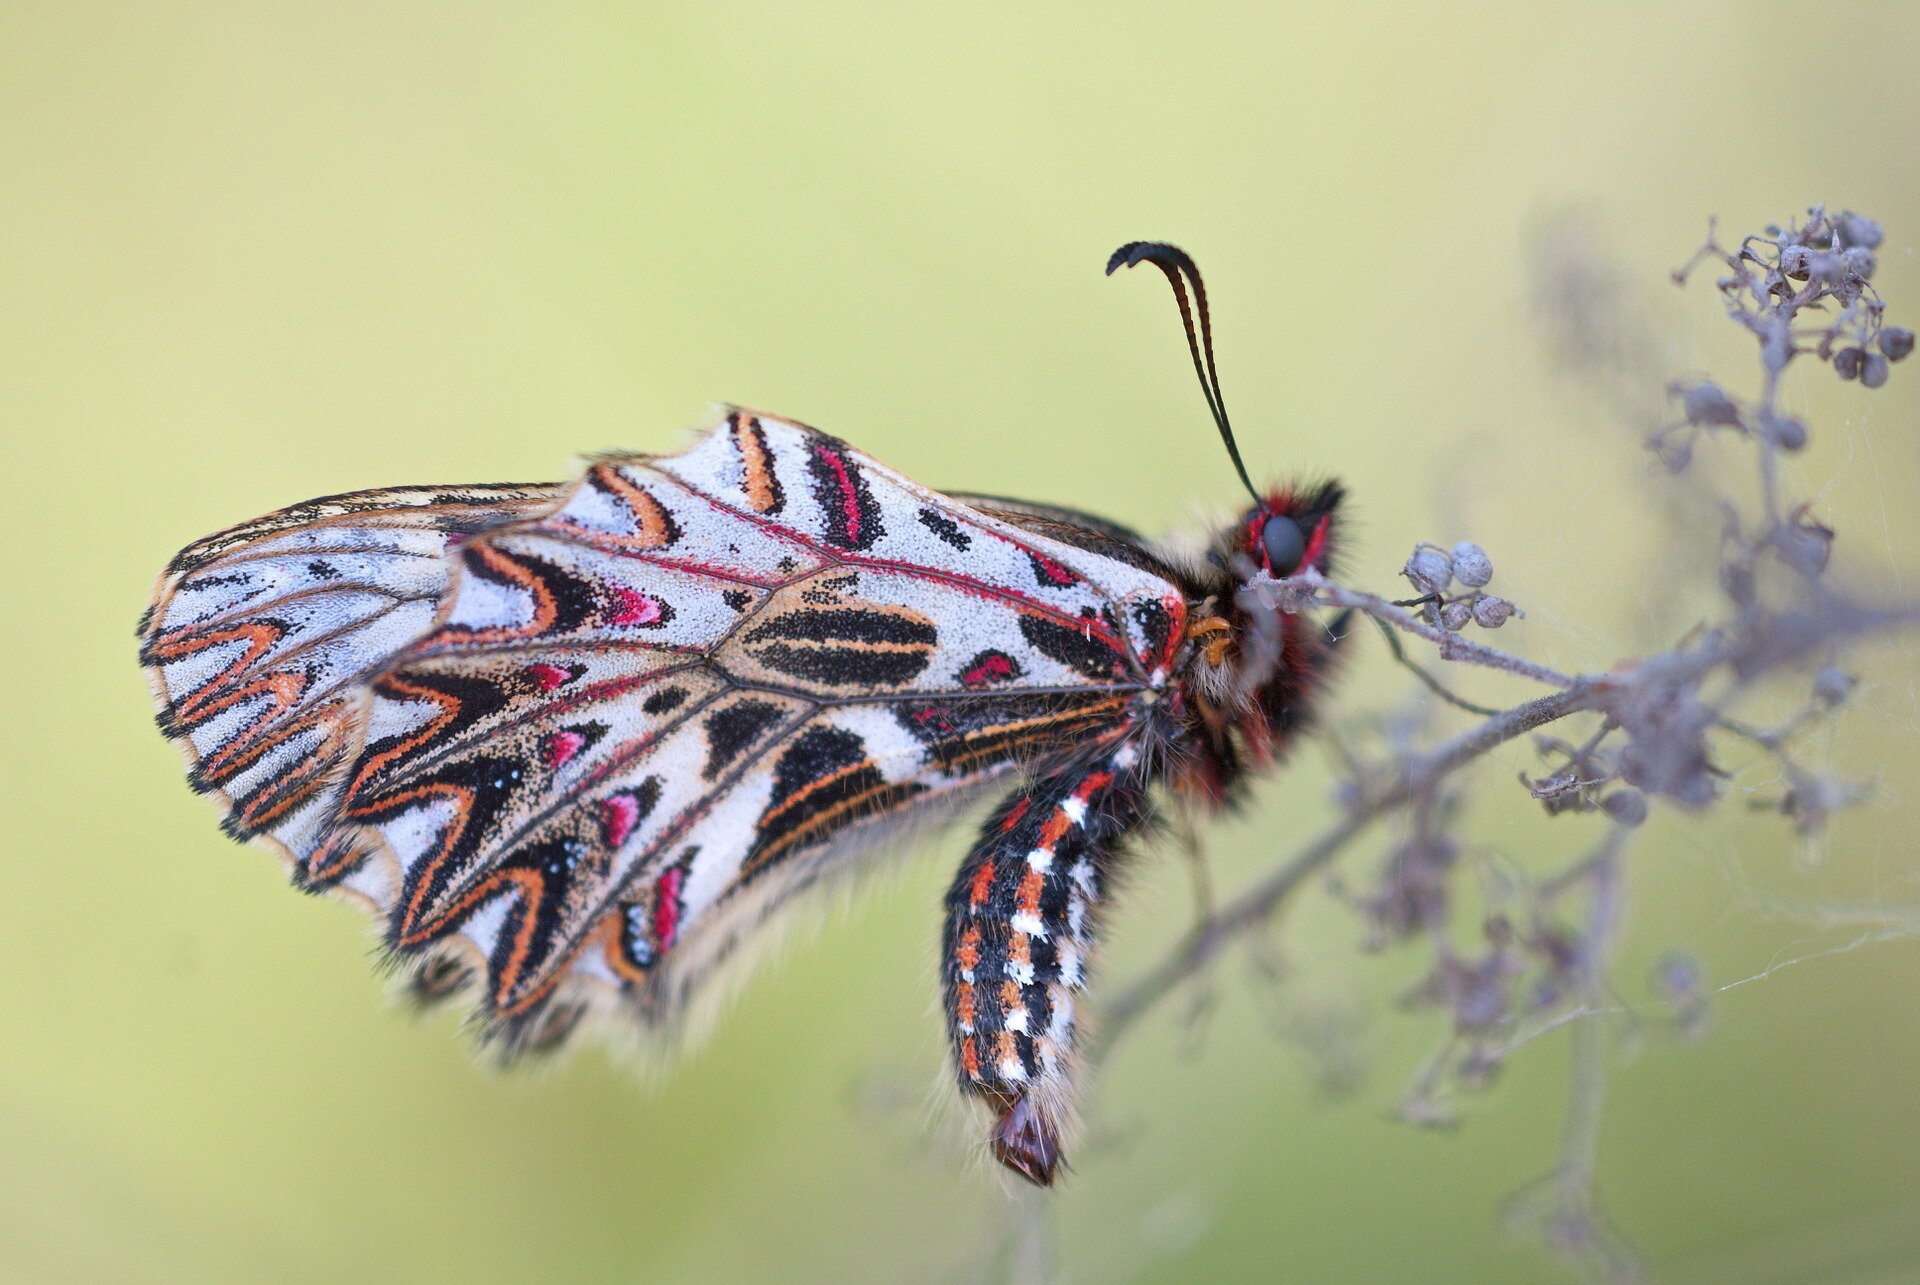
[6,4,1920,1280]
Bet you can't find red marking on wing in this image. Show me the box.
[608,586,662,626]
[811,443,864,545]
[1029,550,1080,587]
[657,468,1144,667]
[652,866,685,950]
[962,653,1018,687]
[600,793,641,848]
[526,662,571,691]
[542,730,586,770]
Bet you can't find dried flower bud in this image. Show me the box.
[1601,789,1648,826]
[1681,381,1740,427]
[1655,950,1702,999]
[1403,546,1453,597]
[1861,351,1891,389]
[1834,346,1864,380]
[1483,913,1514,947]
[1441,601,1473,632]
[1777,513,1835,577]
[1779,773,1868,839]
[1471,595,1514,628]
[1836,211,1884,250]
[1808,251,1846,287]
[1450,542,1493,588]
[1763,414,1807,452]
[1455,1046,1504,1089]
[1720,558,1755,605]
[1762,328,1792,372]
[1812,666,1856,707]
[1615,685,1718,808]
[1879,327,1915,362]
[1841,246,1877,280]
[1653,432,1694,473]
[1779,244,1812,280]
[1451,954,1515,1033]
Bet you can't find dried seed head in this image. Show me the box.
[1841,246,1877,280]
[1779,244,1812,280]
[1777,514,1835,577]
[1654,951,1704,1006]
[1812,666,1856,707]
[1441,600,1473,632]
[1762,327,1792,372]
[1719,559,1755,606]
[1682,381,1740,427]
[1653,432,1694,473]
[1835,211,1884,250]
[1879,327,1915,362]
[1861,351,1891,389]
[1450,542,1494,588]
[1601,789,1649,826]
[1404,547,1453,597]
[1615,686,1718,808]
[1764,414,1807,452]
[1808,251,1847,287]
[1471,595,1514,628]
[1834,346,1864,381]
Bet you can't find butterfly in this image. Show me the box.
[140,243,1347,1186]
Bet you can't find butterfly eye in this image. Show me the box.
[1261,513,1307,575]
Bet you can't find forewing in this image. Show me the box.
[153,413,1188,1057]
[142,482,563,866]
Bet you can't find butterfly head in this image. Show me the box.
[1110,241,1351,798]
[1238,481,1343,581]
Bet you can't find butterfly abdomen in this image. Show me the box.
[940,742,1151,1184]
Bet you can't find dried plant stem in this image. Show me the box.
[1094,682,1608,1057]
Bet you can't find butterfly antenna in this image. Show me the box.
[1106,241,1261,505]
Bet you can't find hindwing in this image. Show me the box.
[141,482,565,865]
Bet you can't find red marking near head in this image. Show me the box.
[651,866,685,951]
[991,1095,1063,1187]
[608,586,662,626]
[1247,497,1334,574]
[1300,514,1332,569]
[543,730,587,771]
[1000,798,1031,833]
[600,793,641,848]
[811,444,863,544]
[526,662,572,691]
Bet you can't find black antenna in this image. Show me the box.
[1106,241,1261,505]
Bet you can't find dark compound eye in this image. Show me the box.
[1261,513,1307,575]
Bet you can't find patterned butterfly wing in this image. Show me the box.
[141,482,565,871]
[151,412,1189,1055]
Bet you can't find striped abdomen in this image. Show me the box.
[939,743,1149,1184]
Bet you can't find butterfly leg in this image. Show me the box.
[940,743,1151,1185]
